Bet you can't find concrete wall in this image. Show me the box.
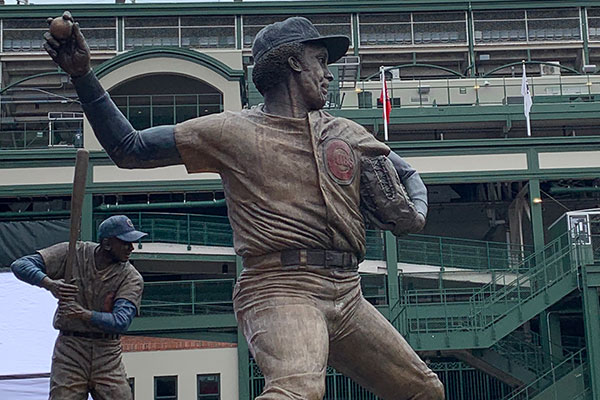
[123,347,238,400]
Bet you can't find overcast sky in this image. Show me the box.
[5,0,296,4]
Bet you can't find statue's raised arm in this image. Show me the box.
[44,12,182,169]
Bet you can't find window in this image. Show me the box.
[197,374,220,400]
[155,376,177,400]
[128,377,135,400]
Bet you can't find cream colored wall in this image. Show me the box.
[123,347,238,400]
[84,55,242,151]
[202,49,243,70]
[538,151,600,169]
[405,153,528,173]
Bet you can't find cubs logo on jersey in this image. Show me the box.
[322,138,356,185]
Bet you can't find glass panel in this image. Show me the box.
[181,16,234,26]
[527,8,579,19]
[243,14,350,48]
[181,27,235,48]
[359,13,411,24]
[474,21,526,43]
[589,9,600,41]
[155,376,177,400]
[589,7,600,18]
[126,17,178,27]
[125,27,179,48]
[528,19,581,41]
[473,10,525,21]
[413,11,465,23]
[197,374,220,398]
[413,21,467,44]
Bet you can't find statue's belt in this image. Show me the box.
[244,249,358,271]
[60,330,120,340]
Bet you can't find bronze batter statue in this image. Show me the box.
[11,215,146,399]
[44,12,444,400]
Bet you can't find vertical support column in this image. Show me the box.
[582,7,590,66]
[235,15,242,50]
[117,17,124,53]
[539,312,564,366]
[351,13,360,56]
[582,285,600,398]
[466,5,476,77]
[385,231,400,312]
[235,255,250,400]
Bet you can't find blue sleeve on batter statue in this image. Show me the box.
[10,254,48,287]
[72,70,182,169]
[388,151,428,217]
[90,298,137,334]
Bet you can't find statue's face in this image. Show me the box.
[296,43,334,110]
[104,237,134,263]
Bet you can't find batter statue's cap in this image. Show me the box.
[252,16,350,64]
[97,215,147,242]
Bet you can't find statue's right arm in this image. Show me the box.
[11,253,48,286]
[73,71,182,169]
[44,13,181,169]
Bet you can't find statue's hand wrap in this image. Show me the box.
[360,155,424,235]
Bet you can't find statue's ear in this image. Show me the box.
[288,55,302,73]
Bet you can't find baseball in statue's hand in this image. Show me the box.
[49,13,73,41]
[44,11,91,78]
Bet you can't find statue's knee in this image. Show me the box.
[424,378,445,400]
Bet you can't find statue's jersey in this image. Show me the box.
[174,106,390,260]
[38,241,143,332]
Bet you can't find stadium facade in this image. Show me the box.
[0,0,599,399]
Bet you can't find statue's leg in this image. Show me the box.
[88,339,131,400]
[49,336,91,400]
[238,301,329,400]
[329,297,445,400]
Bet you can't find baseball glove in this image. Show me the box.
[360,155,424,235]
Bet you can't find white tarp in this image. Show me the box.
[0,272,57,398]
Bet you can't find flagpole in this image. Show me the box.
[521,61,532,137]
[380,66,389,141]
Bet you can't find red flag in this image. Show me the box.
[379,80,392,124]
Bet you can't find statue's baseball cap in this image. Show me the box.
[97,215,147,242]
[252,16,350,64]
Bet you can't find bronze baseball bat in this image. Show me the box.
[64,148,89,282]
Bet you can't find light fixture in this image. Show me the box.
[355,87,363,93]
[532,197,543,204]
[473,84,480,90]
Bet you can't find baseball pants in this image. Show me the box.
[50,334,131,400]
[234,263,445,400]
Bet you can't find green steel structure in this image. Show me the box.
[2,1,600,399]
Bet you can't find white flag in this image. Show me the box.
[521,64,532,136]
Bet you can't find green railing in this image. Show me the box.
[491,331,564,377]
[99,212,532,272]
[468,231,574,333]
[139,274,388,318]
[249,358,512,400]
[140,278,236,317]
[94,213,234,248]
[398,234,533,271]
[394,230,578,336]
[351,74,600,110]
[501,348,588,400]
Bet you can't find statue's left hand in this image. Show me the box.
[44,11,91,78]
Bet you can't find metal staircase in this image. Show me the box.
[391,230,580,351]
[500,348,588,400]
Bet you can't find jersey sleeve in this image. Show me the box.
[173,112,229,173]
[114,267,144,312]
[37,242,69,280]
[350,120,390,157]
